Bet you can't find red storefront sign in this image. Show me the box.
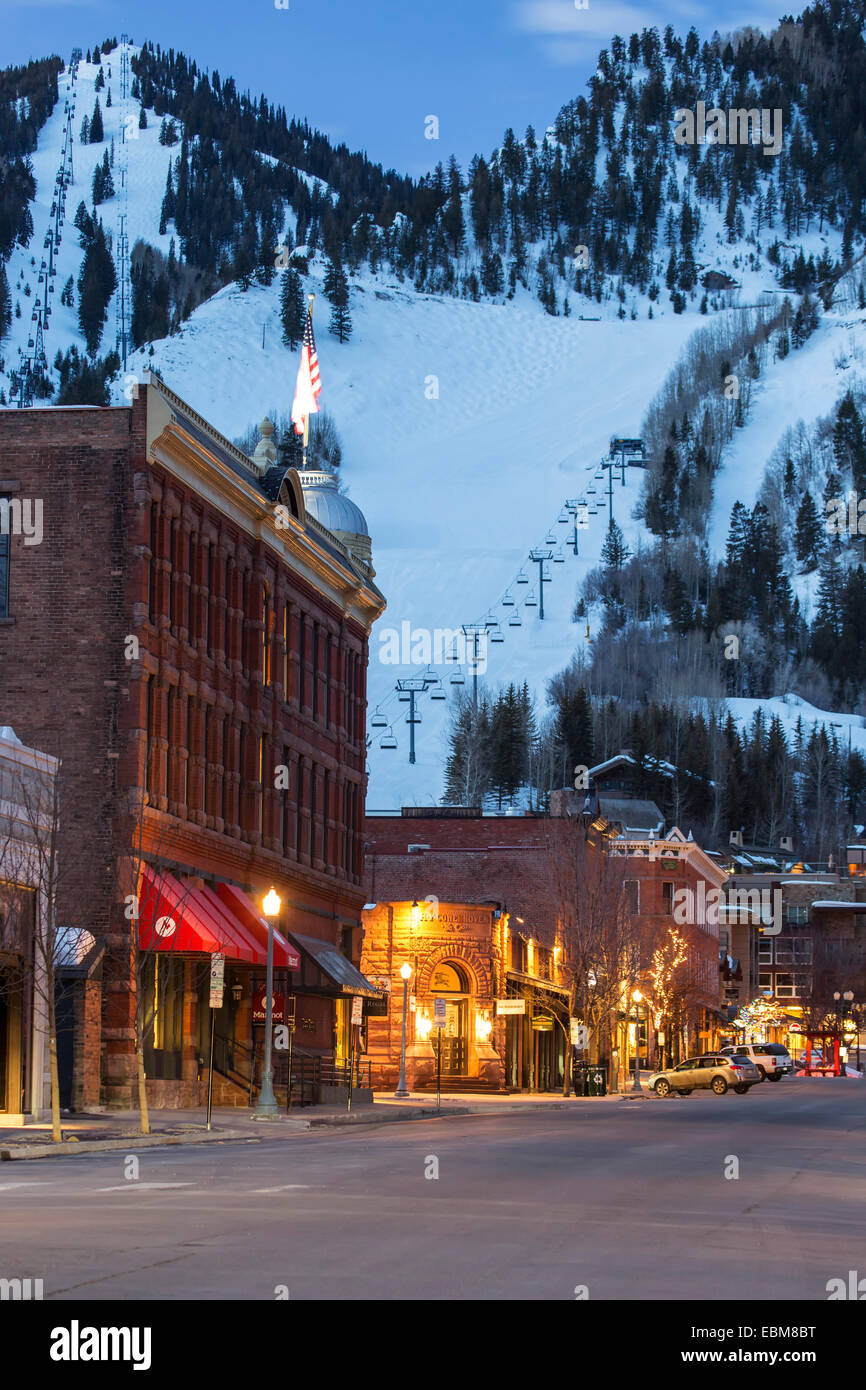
[251,988,286,1025]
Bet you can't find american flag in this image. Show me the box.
[291,306,322,436]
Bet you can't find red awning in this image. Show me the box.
[215,882,301,970]
[138,867,254,961]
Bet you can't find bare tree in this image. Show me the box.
[542,815,649,1094]
[0,752,77,1141]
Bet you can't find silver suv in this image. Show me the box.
[720,1043,793,1081]
[649,1053,761,1096]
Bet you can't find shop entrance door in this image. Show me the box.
[440,999,467,1076]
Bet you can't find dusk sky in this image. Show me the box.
[1,0,791,176]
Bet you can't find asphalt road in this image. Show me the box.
[1,1080,863,1301]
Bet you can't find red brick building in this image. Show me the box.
[361,806,726,1092]
[0,375,385,1108]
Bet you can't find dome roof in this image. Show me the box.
[299,470,369,538]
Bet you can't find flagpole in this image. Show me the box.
[302,294,315,471]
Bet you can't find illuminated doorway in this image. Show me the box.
[430,961,469,1076]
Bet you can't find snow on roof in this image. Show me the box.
[811,900,866,910]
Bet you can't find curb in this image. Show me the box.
[0,1095,633,1158]
[0,1129,258,1161]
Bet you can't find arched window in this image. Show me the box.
[430,962,466,993]
[262,583,272,686]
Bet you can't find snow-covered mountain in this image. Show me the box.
[3,30,866,814]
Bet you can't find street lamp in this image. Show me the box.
[394,961,413,1098]
[834,990,855,1076]
[254,887,281,1119]
[632,988,643,1093]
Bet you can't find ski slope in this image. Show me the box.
[4,41,866,810]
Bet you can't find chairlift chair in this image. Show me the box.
[524,591,538,608]
[449,665,465,685]
[516,569,529,584]
[502,590,516,607]
[508,612,522,627]
[558,510,570,524]
[545,530,555,544]
[490,626,505,643]
[554,548,565,563]
[371,710,388,729]
[379,727,398,750]
[430,684,447,700]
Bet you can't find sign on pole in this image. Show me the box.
[570,1020,590,1049]
[433,998,447,1028]
[209,952,225,1009]
[251,988,286,1025]
[496,998,526,1016]
[351,995,363,1026]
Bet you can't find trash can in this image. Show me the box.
[572,1060,588,1097]
[588,1062,608,1097]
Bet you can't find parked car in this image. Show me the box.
[649,1053,762,1097]
[720,1042,794,1081]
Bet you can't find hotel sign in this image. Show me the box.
[496,999,526,1015]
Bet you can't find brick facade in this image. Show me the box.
[0,380,384,1107]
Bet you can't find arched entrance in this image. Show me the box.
[430,961,469,1076]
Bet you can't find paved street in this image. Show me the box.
[2,1080,863,1301]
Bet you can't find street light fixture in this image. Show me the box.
[254,888,281,1119]
[632,988,643,1093]
[394,961,413,1098]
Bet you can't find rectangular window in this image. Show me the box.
[144,680,152,796]
[299,615,306,708]
[662,881,674,915]
[205,545,212,656]
[221,719,229,824]
[168,520,176,631]
[324,634,331,726]
[181,697,190,809]
[283,604,290,700]
[309,764,316,858]
[281,746,291,855]
[786,904,809,925]
[322,769,328,862]
[296,763,304,858]
[258,735,265,839]
[148,503,157,622]
[262,587,272,686]
[624,879,640,913]
[186,533,195,639]
[758,939,773,964]
[312,625,319,722]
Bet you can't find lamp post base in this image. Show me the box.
[393,1088,410,1099]
[253,1077,281,1119]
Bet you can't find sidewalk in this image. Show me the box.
[0,1086,642,1160]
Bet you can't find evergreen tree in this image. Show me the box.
[601,518,629,569]
[833,392,866,492]
[279,267,305,350]
[138,106,147,129]
[810,551,844,670]
[89,97,104,143]
[795,492,824,573]
[77,219,116,355]
[92,148,114,204]
[0,262,10,346]
[324,259,352,342]
[554,685,594,783]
